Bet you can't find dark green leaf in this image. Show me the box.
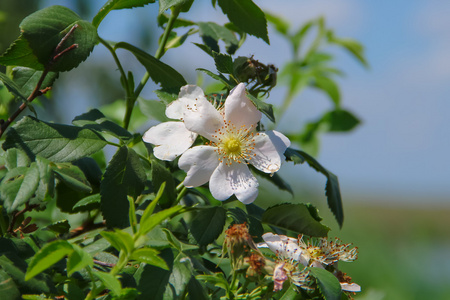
[115,42,186,89]
[321,109,360,132]
[246,93,275,122]
[5,148,31,170]
[0,5,98,72]
[51,162,92,193]
[25,240,73,280]
[94,271,122,296]
[257,171,293,195]
[151,160,176,207]
[100,146,146,228]
[93,0,156,28]
[72,109,132,141]
[154,88,179,105]
[158,14,196,28]
[0,72,28,101]
[262,203,329,237]
[1,164,40,212]
[11,67,58,98]
[55,182,87,213]
[290,150,343,228]
[283,148,305,165]
[197,22,239,54]
[0,255,53,294]
[45,220,70,235]
[73,157,103,186]
[280,284,303,300]
[169,253,194,296]
[187,276,208,300]
[138,98,170,122]
[308,267,342,300]
[196,68,233,89]
[3,116,107,162]
[217,0,269,44]
[190,206,226,246]
[212,51,234,74]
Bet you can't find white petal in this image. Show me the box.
[142,122,197,161]
[178,146,219,187]
[224,83,261,128]
[209,162,259,204]
[341,283,361,292]
[261,233,305,263]
[250,130,291,173]
[166,85,207,120]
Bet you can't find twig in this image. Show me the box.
[7,202,39,234]
[0,24,79,138]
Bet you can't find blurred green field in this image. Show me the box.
[324,202,450,300]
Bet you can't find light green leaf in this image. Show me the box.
[101,229,134,254]
[93,271,122,296]
[313,74,340,107]
[130,248,169,270]
[1,164,40,212]
[280,284,303,300]
[25,240,73,280]
[93,0,156,28]
[262,203,330,237]
[72,193,101,211]
[3,116,107,162]
[35,156,55,202]
[51,162,92,193]
[139,205,184,236]
[308,267,342,300]
[217,0,269,44]
[100,146,146,228]
[115,42,186,89]
[0,72,28,101]
[138,98,170,122]
[5,148,31,170]
[67,244,93,276]
[265,12,290,36]
[190,206,226,246]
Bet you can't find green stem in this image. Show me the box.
[123,7,181,130]
[173,187,187,206]
[85,267,103,300]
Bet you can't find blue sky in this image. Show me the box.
[41,0,450,205]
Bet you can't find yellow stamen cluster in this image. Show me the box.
[210,120,258,166]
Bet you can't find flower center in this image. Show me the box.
[210,120,258,166]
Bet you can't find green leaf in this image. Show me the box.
[35,156,55,202]
[196,273,229,292]
[115,42,186,89]
[190,206,226,246]
[130,248,168,270]
[217,0,269,44]
[151,160,176,207]
[5,148,31,170]
[67,244,93,276]
[0,275,20,300]
[262,203,330,237]
[11,67,58,98]
[138,98,170,122]
[100,146,146,228]
[139,205,184,236]
[280,284,303,300]
[25,240,74,281]
[196,68,233,89]
[212,51,234,74]
[246,93,275,122]
[257,171,293,195]
[93,0,156,28]
[159,0,193,13]
[139,183,166,235]
[51,162,92,194]
[265,12,290,36]
[187,276,208,300]
[0,256,53,294]
[313,74,341,107]
[321,109,360,132]
[45,220,70,235]
[197,22,239,54]
[283,148,305,165]
[327,31,368,68]
[1,164,40,212]
[0,5,98,72]
[292,150,343,228]
[3,116,107,162]
[93,271,122,296]
[72,193,101,211]
[170,253,194,296]
[0,72,28,101]
[72,109,133,141]
[308,267,342,300]
[101,229,134,254]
